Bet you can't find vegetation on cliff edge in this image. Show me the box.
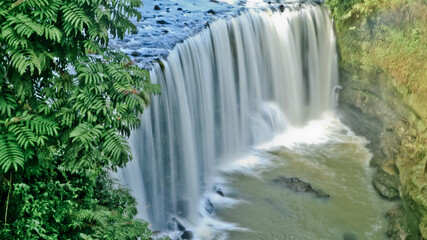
[0,0,160,239]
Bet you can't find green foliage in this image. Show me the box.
[0,0,160,238]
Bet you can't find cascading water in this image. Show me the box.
[117,3,339,232]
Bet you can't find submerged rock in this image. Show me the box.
[273,176,330,198]
[156,20,170,25]
[214,185,224,197]
[131,51,141,57]
[343,233,357,240]
[181,230,193,240]
[171,217,186,231]
[154,5,161,10]
[205,198,215,215]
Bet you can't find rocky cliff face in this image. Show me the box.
[329,0,426,238]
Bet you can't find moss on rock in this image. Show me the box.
[327,0,427,238]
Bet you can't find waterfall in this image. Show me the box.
[117,3,338,231]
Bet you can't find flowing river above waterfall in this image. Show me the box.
[113,1,393,239]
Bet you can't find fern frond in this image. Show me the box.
[0,134,25,172]
[101,129,130,166]
[8,13,44,38]
[26,116,59,136]
[0,90,18,117]
[70,123,104,144]
[8,123,37,148]
[61,3,91,35]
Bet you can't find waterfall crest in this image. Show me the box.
[117,3,338,231]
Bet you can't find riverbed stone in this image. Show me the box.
[181,230,193,239]
[131,51,141,57]
[272,176,330,198]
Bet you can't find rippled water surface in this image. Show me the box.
[208,115,392,240]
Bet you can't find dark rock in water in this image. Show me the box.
[172,217,186,231]
[177,200,189,218]
[210,0,219,3]
[343,233,357,240]
[372,169,399,200]
[214,186,224,197]
[216,189,224,197]
[131,51,141,57]
[181,230,193,240]
[156,20,169,25]
[279,5,285,12]
[273,176,330,198]
[162,29,169,34]
[177,7,183,11]
[205,198,215,215]
[154,5,161,10]
[207,9,216,15]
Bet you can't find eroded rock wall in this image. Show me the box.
[328,0,427,238]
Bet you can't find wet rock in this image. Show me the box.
[273,176,330,198]
[214,186,224,197]
[207,9,216,15]
[210,0,219,3]
[205,198,215,215]
[216,189,224,197]
[279,5,285,12]
[156,20,169,25]
[154,5,161,10]
[343,233,357,240]
[386,206,411,240]
[177,200,189,218]
[181,230,193,240]
[131,51,141,57]
[372,169,399,200]
[171,217,186,231]
[162,29,169,34]
[177,7,183,11]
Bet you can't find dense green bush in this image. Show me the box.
[0,0,160,239]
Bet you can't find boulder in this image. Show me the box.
[131,51,141,57]
[181,230,193,240]
[171,217,186,231]
[273,176,330,198]
[372,169,399,200]
[154,5,161,10]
